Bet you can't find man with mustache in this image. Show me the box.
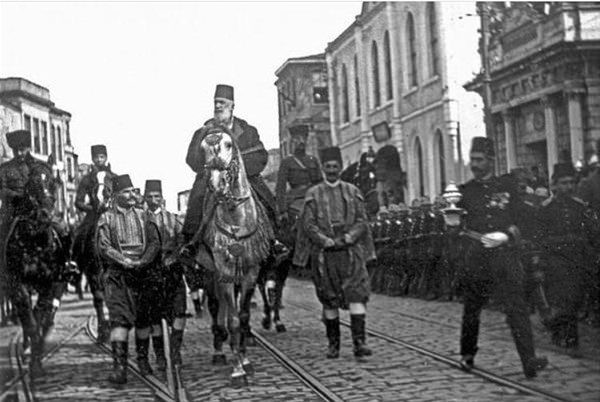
[457,137,547,378]
[97,174,161,384]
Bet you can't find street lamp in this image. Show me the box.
[441,182,465,229]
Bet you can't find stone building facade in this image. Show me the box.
[466,2,600,178]
[0,77,79,218]
[275,53,331,158]
[326,2,483,201]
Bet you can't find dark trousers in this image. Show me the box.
[459,245,535,367]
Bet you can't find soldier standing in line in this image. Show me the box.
[97,174,162,384]
[294,146,376,360]
[144,179,188,369]
[73,144,117,342]
[457,137,548,378]
[537,163,600,352]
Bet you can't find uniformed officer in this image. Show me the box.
[73,144,117,342]
[275,124,322,245]
[0,129,66,377]
[97,174,161,384]
[144,179,187,369]
[457,137,547,378]
[537,163,600,351]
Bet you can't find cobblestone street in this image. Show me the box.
[1,277,599,401]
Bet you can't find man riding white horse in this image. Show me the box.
[73,144,116,343]
[183,84,279,343]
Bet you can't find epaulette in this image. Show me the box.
[541,196,554,207]
[524,200,535,207]
[571,196,588,206]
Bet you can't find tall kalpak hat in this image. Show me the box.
[112,174,134,193]
[6,130,32,149]
[144,179,162,195]
[319,146,343,166]
[289,125,309,138]
[552,163,576,180]
[470,137,495,157]
[91,144,107,158]
[214,84,234,102]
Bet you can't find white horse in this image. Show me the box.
[197,127,273,385]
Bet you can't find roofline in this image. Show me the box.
[275,57,326,77]
[326,2,386,54]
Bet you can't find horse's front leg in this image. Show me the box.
[273,259,290,333]
[223,282,247,386]
[211,284,228,365]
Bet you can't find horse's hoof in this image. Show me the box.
[242,358,255,376]
[275,323,287,333]
[231,372,248,387]
[212,354,227,365]
[261,317,272,330]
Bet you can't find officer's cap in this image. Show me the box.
[91,144,107,158]
[144,179,162,196]
[470,137,495,157]
[112,174,134,193]
[289,125,309,138]
[319,146,343,166]
[214,84,234,102]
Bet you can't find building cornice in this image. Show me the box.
[275,55,325,77]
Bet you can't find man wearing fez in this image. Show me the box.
[144,179,187,369]
[183,84,277,317]
[275,124,322,244]
[97,174,161,384]
[457,137,547,378]
[73,144,117,342]
[0,130,63,377]
[294,146,375,359]
[537,163,600,352]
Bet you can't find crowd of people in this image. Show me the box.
[1,82,599,386]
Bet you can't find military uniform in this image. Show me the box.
[275,152,322,245]
[457,137,546,378]
[73,145,116,341]
[537,185,599,348]
[0,130,66,377]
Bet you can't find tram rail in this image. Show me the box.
[288,300,573,402]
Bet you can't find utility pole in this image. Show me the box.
[477,2,498,172]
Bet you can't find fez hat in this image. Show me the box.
[289,125,309,138]
[319,146,343,166]
[552,163,576,180]
[91,144,107,158]
[214,84,234,101]
[6,130,32,150]
[144,179,162,195]
[470,137,495,157]
[112,174,134,193]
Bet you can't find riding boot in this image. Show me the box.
[94,300,109,344]
[136,337,153,376]
[170,329,184,366]
[350,314,372,358]
[212,325,228,350]
[108,341,128,384]
[324,318,340,359]
[29,332,46,378]
[152,335,167,371]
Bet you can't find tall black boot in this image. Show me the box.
[94,299,109,344]
[29,331,46,378]
[170,329,184,366]
[108,341,128,384]
[152,335,167,371]
[136,337,153,375]
[350,314,372,358]
[324,318,340,359]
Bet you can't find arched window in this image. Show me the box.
[354,54,361,117]
[384,31,393,100]
[371,41,380,108]
[435,130,446,191]
[407,12,418,87]
[415,137,425,197]
[341,64,350,123]
[428,3,440,77]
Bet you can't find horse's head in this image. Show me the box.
[201,128,242,197]
[93,170,112,209]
